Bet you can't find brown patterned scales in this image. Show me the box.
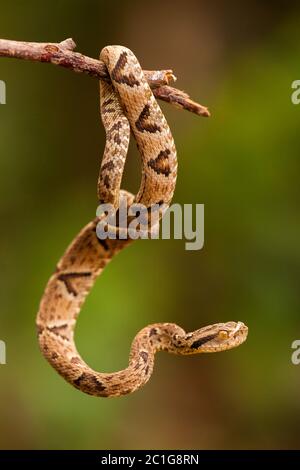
[36,46,248,397]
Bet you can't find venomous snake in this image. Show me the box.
[36,46,248,397]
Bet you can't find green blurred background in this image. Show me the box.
[1,0,300,450]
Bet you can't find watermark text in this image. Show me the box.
[96,200,204,251]
[291,340,300,365]
[0,80,6,104]
[0,340,6,365]
[291,80,300,105]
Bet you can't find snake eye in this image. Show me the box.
[218,330,229,340]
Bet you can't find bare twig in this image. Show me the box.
[0,37,210,117]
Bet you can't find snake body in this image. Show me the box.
[36,46,248,397]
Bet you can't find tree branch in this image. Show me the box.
[0,37,210,117]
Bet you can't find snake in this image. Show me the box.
[36,46,248,398]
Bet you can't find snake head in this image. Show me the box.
[175,321,248,354]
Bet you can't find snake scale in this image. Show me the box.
[36,46,248,397]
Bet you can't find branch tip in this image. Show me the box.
[59,38,76,51]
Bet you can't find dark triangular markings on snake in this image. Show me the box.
[73,373,87,388]
[47,324,69,340]
[102,98,113,106]
[102,97,115,114]
[139,351,148,363]
[70,356,82,365]
[147,149,171,176]
[111,51,140,87]
[135,104,161,133]
[102,99,115,114]
[103,174,110,188]
[36,324,44,335]
[106,122,123,144]
[73,372,106,393]
[149,327,157,337]
[107,121,122,138]
[114,133,121,144]
[100,160,115,174]
[92,231,110,252]
[57,272,92,296]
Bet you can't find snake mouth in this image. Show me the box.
[227,321,248,340]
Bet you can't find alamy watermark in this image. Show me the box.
[96,199,204,251]
[291,80,300,105]
[0,340,6,365]
[0,80,6,104]
[291,340,300,365]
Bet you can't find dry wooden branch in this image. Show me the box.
[0,37,210,117]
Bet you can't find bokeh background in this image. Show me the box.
[1,0,300,450]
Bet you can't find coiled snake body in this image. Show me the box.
[36,46,248,397]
